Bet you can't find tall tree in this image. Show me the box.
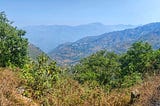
[0,12,28,67]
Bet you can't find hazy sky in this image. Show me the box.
[1,0,160,26]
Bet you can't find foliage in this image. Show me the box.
[120,41,153,75]
[21,54,60,99]
[73,51,122,90]
[72,41,160,91]
[152,49,160,71]
[0,12,28,68]
[1,12,160,106]
[121,72,142,87]
[2,67,160,106]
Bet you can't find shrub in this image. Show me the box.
[21,54,60,99]
[121,72,142,88]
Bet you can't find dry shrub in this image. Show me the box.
[105,90,130,106]
[45,78,131,106]
[25,74,160,106]
[0,68,37,106]
[1,68,160,106]
[131,75,160,106]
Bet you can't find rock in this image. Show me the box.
[17,86,25,94]
[130,89,140,104]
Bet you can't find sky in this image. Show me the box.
[1,0,160,26]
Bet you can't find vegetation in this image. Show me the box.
[50,22,160,65]
[0,12,160,106]
[0,12,28,68]
[21,54,60,99]
[73,41,160,91]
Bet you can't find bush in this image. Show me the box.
[121,72,142,88]
[21,54,60,99]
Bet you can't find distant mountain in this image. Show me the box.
[28,43,45,60]
[49,22,160,65]
[23,23,136,52]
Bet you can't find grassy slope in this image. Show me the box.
[0,68,160,106]
[0,68,37,106]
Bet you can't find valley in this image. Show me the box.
[49,22,160,65]
[1,1,160,105]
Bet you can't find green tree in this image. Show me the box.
[73,51,121,89]
[98,52,121,87]
[0,12,28,68]
[152,49,160,72]
[120,41,153,75]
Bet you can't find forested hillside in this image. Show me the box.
[1,12,160,106]
[49,22,160,65]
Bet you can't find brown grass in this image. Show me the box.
[0,68,38,106]
[46,78,131,106]
[1,68,160,106]
[132,75,160,106]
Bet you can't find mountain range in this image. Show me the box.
[49,22,160,65]
[24,23,136,52]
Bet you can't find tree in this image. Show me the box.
[120,41,153,75]
[152,49,160,71]
[0,12,28,67]
[73,50,121,89]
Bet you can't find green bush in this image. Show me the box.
[75,71,98,83]
[21,54,60,99]
[120,41,153,75]
[0,12,28,68]
[121,72,142,88]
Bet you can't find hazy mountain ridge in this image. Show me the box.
[28,43,45,60]
[23,23,136,52]
[49,22,160,65]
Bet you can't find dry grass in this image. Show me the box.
[0,68,38,106]
[132,75,160,106]
[1,68,160,106]
[45,78,131,106]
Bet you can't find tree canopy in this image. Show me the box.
[0,12,28,67]
[72,41,160,90]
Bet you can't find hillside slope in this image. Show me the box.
[49,22,160,65]
[1,68,160,106]
[28,43,45,61]
[24,23,136,52]
[0,68,37,106]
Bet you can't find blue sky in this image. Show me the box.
[1,0,160,26]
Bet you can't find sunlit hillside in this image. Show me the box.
[1,0,160,105]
